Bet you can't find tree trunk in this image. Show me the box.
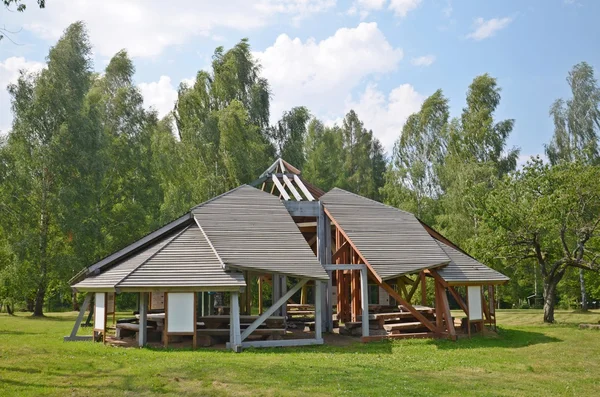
[72,291,80,311]
[543,279,559,323]
[579,269,588,311]
[33,183,50,317]
[6,304,14,315]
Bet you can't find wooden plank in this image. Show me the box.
[271,175,290,201]
[293,174,315,201]
[383,322,426,331]
[231,338,324,349]
[361,332,437,342]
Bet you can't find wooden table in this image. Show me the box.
[136,313,165,331]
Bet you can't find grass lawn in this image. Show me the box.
[1,309,599,396]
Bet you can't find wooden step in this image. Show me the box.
[361,332,437,342]
[383,322,425,332]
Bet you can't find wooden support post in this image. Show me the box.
[272,273,281,316]
[139,292,148,347]
[420,271,427,306]
[300,284,308,304]
[281,276,287,318]
[66,293,92,340]
[324,215,333,332]
[163,293,169,347]
[230,291,242,352]
[434,279,444,330]
[315,280,323,340]
[258,276,263,315]
[439,284,456,339]
[360,267,369,338]
[406,276,420,302]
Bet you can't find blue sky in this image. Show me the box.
[1,0,598,162]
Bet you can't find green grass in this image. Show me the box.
[1,310,599,396]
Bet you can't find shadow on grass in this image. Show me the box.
[430,328,562,350]
[23,315,75,322]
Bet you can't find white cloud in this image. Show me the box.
[344,83,424,153]
[348,0,421,19]
[411,54,436,67]
[388,0,422,17]
[467,17,513,41]
[347,0,386,19]
[0,57,46,133]
[138,76,179,118]
[254,22,403,122]
[8,0,335,58]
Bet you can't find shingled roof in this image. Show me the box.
[434,240,510,285]
[192,185,328,280]
[73,224,246,292]
[320,188,450,280]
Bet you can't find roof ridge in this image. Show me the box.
[193,217,227,269]
[190,184,249,211]
[115,226,190,288]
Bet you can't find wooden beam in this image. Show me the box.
[315,280,322,339]
[230,292,242,352]
[67,293,92,340]
[377,279,442,334]
[331,241,348,262]
[240,279,308,341]
[282,175,303,201]
[258,276,263,314]
[406,276,420,302]
[420,271,427,306]
[360,266,369,338]
[230,338,323,349]
[271,175,290,200]
[448,286,468,316]
[438,282,456,339]
[293,174,315,201]
[138,292,148,347]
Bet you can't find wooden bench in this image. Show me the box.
[383,322,427,334]
[115,323,154,339]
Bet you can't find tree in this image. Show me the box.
[476,159,600,322]
[438,74,519,246]
[271,106,311,169]
[340,110,386,200]
[303,119,344,191]
[382,90,449,224]
[3,22,93,316]
[169,39,275,216]
[546,62,600,166]
[545,62,600,310]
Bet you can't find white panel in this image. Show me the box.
[379,287,390,305]
[95,292,106,330]
[167,293,194,333]
[468,286,483,321]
